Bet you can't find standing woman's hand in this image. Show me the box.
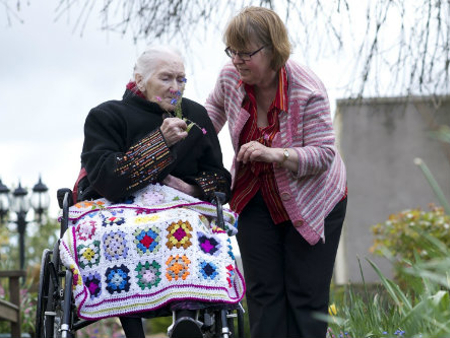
[237,141,276,164]
[160,117,188,147]
[237,140,298,172]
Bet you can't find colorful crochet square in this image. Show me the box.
[211,225,226,234]
[105,264,131,294]
[75,220,96,241]
[102,230,128,261]
[135,260,162,290]
[226,264,235,288]
[69,264,82,287]
[134,214,161,225]
[227,241,235,260]
[102,215,126,227]
[199,260,219,280]
[142,190,165,205]
[197,232,221,256]
[166,220,193,249]
[77,240,100,268]
[166,254,190,281]
[134,226,161,255]
[74,200,105,210]
[83,272,102,299]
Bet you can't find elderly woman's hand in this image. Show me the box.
[162,174,201,197]
[160,117,188,147]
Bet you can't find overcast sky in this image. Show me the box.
[0,1,350,219]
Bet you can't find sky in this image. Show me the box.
[0,1,353,220]
[0,1,231,219]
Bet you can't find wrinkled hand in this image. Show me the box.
[237,141,276,164]
[162,174,201,197]
[160,117,188,147]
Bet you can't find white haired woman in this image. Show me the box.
[60,45,245,338]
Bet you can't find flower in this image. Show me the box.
[329,303,337,316]
[167,89,207,135]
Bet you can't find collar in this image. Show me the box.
[126,81,147,100]
[277,66,288,112]
[238,66,288,112]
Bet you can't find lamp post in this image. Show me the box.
[0,179,9,224]
[0,176,50,270]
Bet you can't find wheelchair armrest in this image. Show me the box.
[214,192,226,230]
[213,192,226,205]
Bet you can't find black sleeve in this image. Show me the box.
[80,107,175,202]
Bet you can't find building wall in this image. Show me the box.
[334,96,450,283]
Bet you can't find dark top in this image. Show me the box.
[77,89,231,203]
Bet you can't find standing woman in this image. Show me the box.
[205,6,347,338]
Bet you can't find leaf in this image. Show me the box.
[366,258,412,312]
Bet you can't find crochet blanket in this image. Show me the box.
[59,183,245,320]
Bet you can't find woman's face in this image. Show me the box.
[230,42,273,87]
[143,55,186,111]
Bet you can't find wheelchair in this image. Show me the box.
[35,188,245,338]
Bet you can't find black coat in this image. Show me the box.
[78,89,231,203]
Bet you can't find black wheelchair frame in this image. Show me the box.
[35,188,245,338]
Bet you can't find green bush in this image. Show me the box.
[370,205,450,288]
[326,254,450,338]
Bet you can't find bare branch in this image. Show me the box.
[6,0,450,99]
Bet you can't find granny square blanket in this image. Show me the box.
[59,183,245,320]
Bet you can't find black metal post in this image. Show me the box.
[16,210,28,270]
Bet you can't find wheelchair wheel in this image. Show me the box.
[43,239,76,338]
[215,307,245,338]
[36,249,52,338]
[236,306,245,338]
[46,294,67,338]
[204,308,236,338]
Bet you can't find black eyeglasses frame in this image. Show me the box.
[224,46,266,61]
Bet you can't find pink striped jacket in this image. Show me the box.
[205,60,347,245]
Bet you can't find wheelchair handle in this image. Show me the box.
[57,188,73,237]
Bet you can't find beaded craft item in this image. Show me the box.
[59,183,245,320]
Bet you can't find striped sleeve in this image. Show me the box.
[295,92,336,178]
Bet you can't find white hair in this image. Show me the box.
[133,45,185,85]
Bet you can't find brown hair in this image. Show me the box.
[223,6,291,71]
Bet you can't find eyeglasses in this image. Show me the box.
[224,46,266,61]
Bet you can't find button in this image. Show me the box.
[295,220,304,227]
[280,192,291,201]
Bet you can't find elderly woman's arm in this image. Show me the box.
[80,107,176,202]
[169,101,232,203]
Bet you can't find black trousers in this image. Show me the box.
[120,317,145,337]
[237,192,347,338]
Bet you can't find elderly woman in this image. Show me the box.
[60,45,245,338]
[205,7,347,338]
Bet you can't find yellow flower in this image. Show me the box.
[329,303,337,316]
